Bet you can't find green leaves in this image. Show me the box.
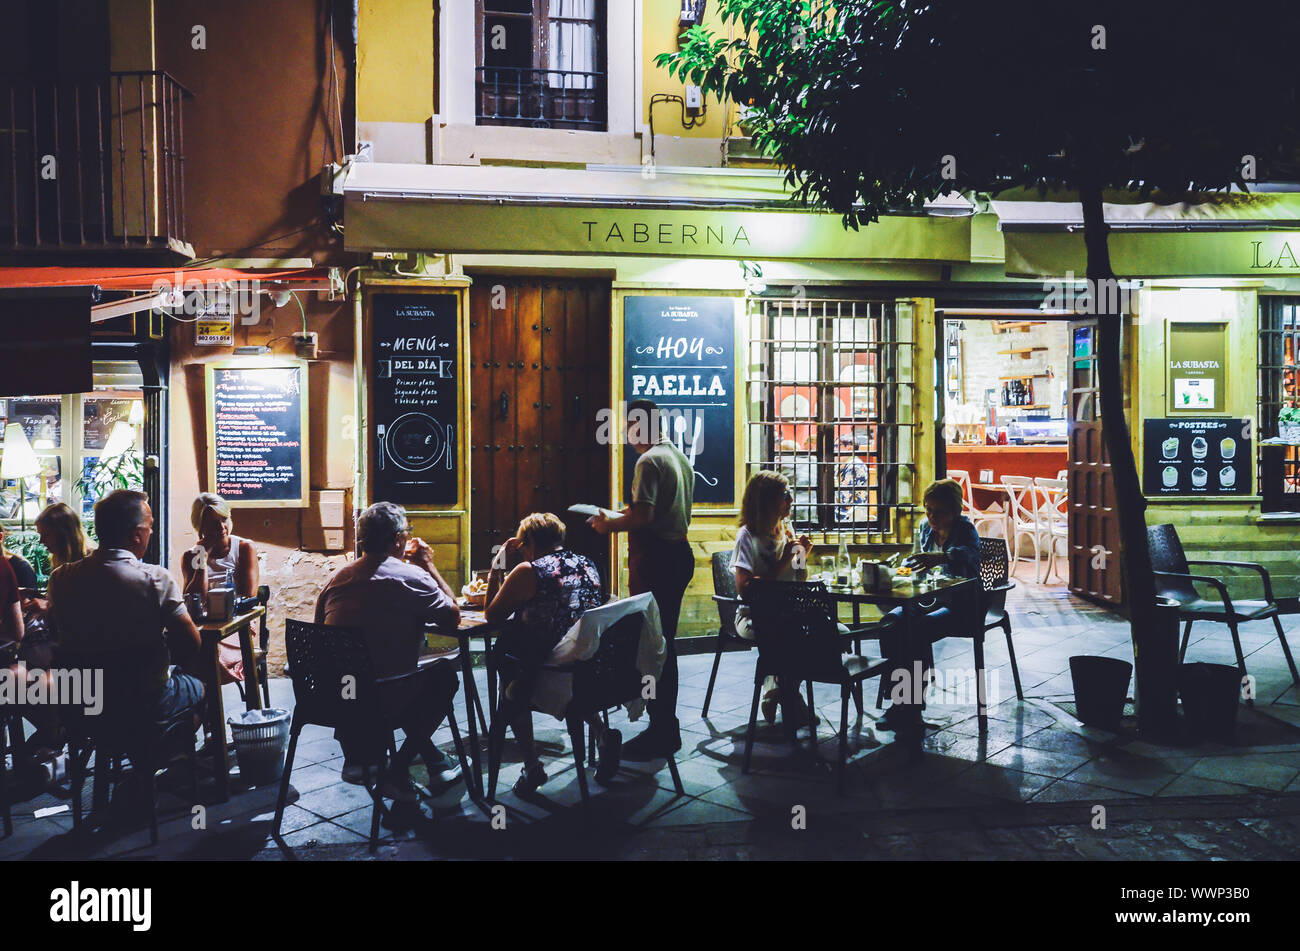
[655,0,1300,217]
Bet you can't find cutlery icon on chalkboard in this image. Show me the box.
[446,424,454,470]
[376,423,386,470]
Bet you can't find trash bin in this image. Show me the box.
[1179,663,1242,742]
[228,708,292,786]
[1069,656,1132,731]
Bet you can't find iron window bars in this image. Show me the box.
[746,297,914,540]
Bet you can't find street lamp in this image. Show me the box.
[2,423,42,531]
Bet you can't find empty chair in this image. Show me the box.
[744,580,891,794]
[1148,524,1300,693]
[1033,477,1069,584]
[274,620,471,853]
[1000,476,1042,579]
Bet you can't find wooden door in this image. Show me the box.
[469,278,611,584]
[1067,319,1122,606]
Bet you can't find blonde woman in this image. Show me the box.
[182,492,260,683]
[731,470,818,727]
[35,502,90,569]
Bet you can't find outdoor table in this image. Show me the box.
[197,604,267,801]
[425,605,496,798]
[815,573,979,750]
[970,483,1008,512]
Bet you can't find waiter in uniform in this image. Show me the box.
[590,398,695,759]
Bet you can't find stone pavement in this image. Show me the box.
[3,580,1300,861]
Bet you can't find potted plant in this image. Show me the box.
[75,441,144,509]
[1280,402,1300,443]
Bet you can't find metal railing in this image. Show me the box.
[476,66,606,131]
[0,71,192,253]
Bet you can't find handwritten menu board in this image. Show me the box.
[371,293,460,505]
[1143,418,1251,496]
[623,295,736,506]
[206,363,308,507]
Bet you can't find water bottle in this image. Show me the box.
[836,537,850,583]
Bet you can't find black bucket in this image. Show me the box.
[1069,656,1132,731]
[1179,663,1242,742]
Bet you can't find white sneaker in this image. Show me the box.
[426,757,463,790]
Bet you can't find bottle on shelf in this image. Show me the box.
[836,536,850,582]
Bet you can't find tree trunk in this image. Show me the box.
[1078,181,1177,739]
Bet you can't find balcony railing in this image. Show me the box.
[0,71,193,258]
[476,66,606,132]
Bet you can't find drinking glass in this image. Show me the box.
[820,555,836,582]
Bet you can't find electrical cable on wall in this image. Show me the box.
[648,93,707,163]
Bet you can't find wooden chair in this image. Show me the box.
[273,620,472,853]
[1033,477,1068,584]
[1148,524,1300,694]
[486,613,684,803]
[701,550,747,718]
[745,580,891,794]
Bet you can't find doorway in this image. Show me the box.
[936,310,1072,585]
[468,277,612,585]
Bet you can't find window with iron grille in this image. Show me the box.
[746,297,908,536]
[476,0,606,132]
[1259,296,1300,513]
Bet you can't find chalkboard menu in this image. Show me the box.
[206,362,308,507]
[1143,418,1251,496]
[623,295,736,506]
[371,293,460,505]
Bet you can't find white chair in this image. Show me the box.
[948,469,1005,542]
[1001,475,1041,579]
[1056,469,1068,481]
[1034,477,1069,584]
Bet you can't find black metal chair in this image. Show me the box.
[1148,523,1300,694]
[487,612,685,803]
[920,537,1024,731]
[744,580,891,794]
[56,648,202,845]
[0,640,16,837]
[273,619,472,853]
[702,550,746,717]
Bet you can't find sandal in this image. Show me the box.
[512,763,547,795]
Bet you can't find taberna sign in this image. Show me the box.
[1250,238,1300,271]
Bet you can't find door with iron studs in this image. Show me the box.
[469,278,612,587]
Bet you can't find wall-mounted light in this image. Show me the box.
[740,260,766,294]
[234,345,271,356]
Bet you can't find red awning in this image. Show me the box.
[0,265,333,292]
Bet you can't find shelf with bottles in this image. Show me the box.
[999,374,1051,381]
[997,347,1049,357]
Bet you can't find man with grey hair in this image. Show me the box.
[315,501,463,801]
[47,489,205,817]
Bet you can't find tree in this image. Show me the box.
[659,0,1300,736]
